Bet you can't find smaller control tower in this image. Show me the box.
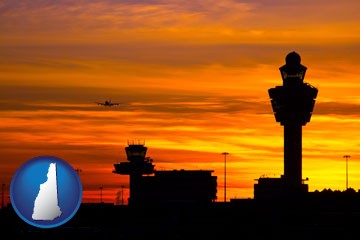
[113,141,155,206]
[113,142,217,206]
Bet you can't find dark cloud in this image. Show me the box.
[314,102,360,116]
[2,84,360,117]
[2,44,359,73]
[0,85,269,114]
[0,44,282,68]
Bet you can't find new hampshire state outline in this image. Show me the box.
[32,163,62,220]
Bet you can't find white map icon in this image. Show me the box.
[32,163,62,220]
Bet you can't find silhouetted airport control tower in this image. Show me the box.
[113,141,155,205]
[255,52,318,199]
[270,51,318,186]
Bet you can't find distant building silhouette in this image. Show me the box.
[136,169,217,206]
[255,52,318,200]
[113,142,217,206]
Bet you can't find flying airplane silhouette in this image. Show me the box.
[96,99,121,107]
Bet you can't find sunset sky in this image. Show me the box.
[1,0,360,205]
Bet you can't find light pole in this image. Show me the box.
[121,185,124,205]
[222,152,229,202]
[344,155,351,190]
[99,186,103,203]
[1,183,4,209]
